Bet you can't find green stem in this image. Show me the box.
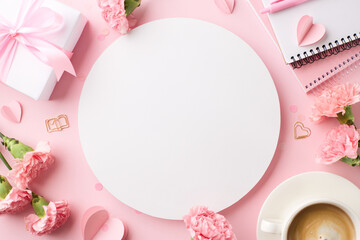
[124,0,141,16]
[340,156,360,167]
[0,151,11,171]
[0,132,4,139]
[337,106,355,125]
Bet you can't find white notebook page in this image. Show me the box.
[263,0,360,64]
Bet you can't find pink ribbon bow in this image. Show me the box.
[0,0,75,82]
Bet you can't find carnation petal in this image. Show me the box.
[317,124,360,164]
[184,206,235,240]
[0,188,32,214]
[25,200,70,235]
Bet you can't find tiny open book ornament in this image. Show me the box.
[294,121,311,139]
[45,114,70,133]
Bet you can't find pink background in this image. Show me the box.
[1,0,360,239]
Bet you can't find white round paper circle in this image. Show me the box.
[79,18,280,220]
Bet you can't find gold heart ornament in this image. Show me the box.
[294,121,311,139]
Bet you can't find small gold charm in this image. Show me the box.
[45,114,70,133]
[294,121,311,139]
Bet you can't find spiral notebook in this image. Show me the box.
[248,0,360,93]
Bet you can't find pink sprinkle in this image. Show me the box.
[95,183,103,191]
[289,105,298,113]
[97,34,105,41]
[101,223,109,232]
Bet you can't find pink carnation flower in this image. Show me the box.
[25,200,70,235]
[98,0,136,34]
[9,141,54,189]
[0,188,32,214]
[98,0,120,8]
[184,206,236,240]
[310,83,360,123]
[316,124,360,164]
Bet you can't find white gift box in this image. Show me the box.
[0,0,87,100]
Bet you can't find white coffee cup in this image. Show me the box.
[260,198,360,240]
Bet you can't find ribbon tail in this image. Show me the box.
[22,38,76,81]
[47,47,76,80]
[0,38,18,82]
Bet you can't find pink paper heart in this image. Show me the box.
[297,15,326,47]
[82,206,127,240]
[1,101,22,123]
[214,0,235,14]
[93,218,127,240]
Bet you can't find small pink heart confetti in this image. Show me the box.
[214,0,235,14]
[1,101,22,123]
[297,15,326,47]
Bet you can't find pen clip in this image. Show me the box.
[271,0,284,4]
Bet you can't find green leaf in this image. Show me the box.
[0,176,12,200]
[124,0,141,16]
[31,193,49,218]
[0,134,33,159]
[337,106,354,125]
[340,156,360,167]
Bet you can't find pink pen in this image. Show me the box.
[260,0,311,14]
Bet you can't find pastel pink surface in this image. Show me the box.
[214,0,235,14]
[297,15,326,47]
[1,100,22,123]
[289,105,298,113]
[0,0,360,240]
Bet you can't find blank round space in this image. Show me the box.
[79,18,280,220]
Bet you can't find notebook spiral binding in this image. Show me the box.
[311,58,360,95]
[290,34,360,69]
[306,51,360,92]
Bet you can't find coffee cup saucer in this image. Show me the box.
[257,171,360,240]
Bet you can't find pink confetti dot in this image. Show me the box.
[101,223,109,232]
[97,34,106,41]
[95,183,103,191]
[289,105,298,113]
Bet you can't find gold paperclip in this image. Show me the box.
[45,114,70,133]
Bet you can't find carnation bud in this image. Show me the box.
[31,193,49,218]
[0,133,33,159]
[124,0,141,16]
[0,175,12,200]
